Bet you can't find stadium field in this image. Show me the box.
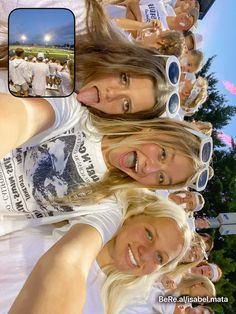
[9,45,74,62]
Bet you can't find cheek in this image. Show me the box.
[132,174,157,186]
[143,263,160,275]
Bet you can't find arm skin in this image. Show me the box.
[9,223,103,314]
[113,17,153,31]
[0,93,55,158]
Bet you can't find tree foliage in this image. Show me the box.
[191,56,236,313]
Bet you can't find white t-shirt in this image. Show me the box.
[31,62,50,95]
[9,58,31,85]
[0,89,123,241]
[139,0,175,30]
[57,70,72,96]
[0,225,106,314]
[48,62,59,76]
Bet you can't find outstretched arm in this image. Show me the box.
[0,93,55,158]
[9,223,103,314]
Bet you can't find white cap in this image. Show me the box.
[24,57,28,61]
[192,33,203,50]
[37,52,44,59]
[32,57,37,62]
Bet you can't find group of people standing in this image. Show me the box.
[0,0,225,313]
[9,48,73,96]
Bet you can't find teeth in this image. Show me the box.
[128,246,138,267]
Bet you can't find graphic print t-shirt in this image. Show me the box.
[0,95,107,219]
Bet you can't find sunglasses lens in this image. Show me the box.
[168,62,180,85]
[202,141,212,163]
[167,93,179,115]
[197,169,208,190]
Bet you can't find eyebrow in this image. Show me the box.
[153,227,169,263]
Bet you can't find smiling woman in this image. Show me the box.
[5,191,192,314]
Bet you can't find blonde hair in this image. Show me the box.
[191,121,213,136]
[182,76,208,111]
[149,30,185,58]
[188,50,204,73]
[100,190,192,314]
[59,117,210,206]
[171,273,216,297]
[76,0,181,120]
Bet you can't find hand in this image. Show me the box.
[161,275,177,290]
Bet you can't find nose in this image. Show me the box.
[138,245,157,265]
[142,159,162,176]
[106,87,124,102]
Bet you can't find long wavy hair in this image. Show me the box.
[59,117,210,206]
[99,190,192,314]
[169,273,216,298]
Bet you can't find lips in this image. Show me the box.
[77,86,100,105]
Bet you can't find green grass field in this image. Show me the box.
[9,45,74,62]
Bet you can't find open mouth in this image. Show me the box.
[121,151,138,173]
[77,85,100,105]
[128,245,139,267]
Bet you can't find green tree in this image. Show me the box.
[191,57,236,313]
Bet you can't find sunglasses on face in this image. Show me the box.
[185,128,213,191]
[158,55,181,117]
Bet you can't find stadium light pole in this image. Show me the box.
[44,34,51,46]
[21,35,27,45]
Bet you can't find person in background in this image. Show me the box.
[179,76,208,118]
[199,233,214,256]
[31,52,50,96]
[191,261,222,282]
[9,47,31,97]
[183,30,203,51]
[180,50,204,74]
[168,190,205,213]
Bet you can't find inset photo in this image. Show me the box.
[8,8,75,97]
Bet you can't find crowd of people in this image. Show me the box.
[0,0,227,313]
[9,48,73,96]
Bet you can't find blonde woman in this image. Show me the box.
[0,91,213,233]
[4,193,192,314]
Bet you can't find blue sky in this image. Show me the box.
[197,0,236,139]
[9,8,75,45]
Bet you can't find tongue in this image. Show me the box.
[124,152,136,168]
[77,86,99,105]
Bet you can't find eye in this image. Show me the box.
[159,172,165,184]
[120,72,129,86]
[122,99,131,113]
[155,252,163,265]
[160,148,166,161]
[145,229,153,241]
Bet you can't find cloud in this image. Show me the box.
[222,80,236,95]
